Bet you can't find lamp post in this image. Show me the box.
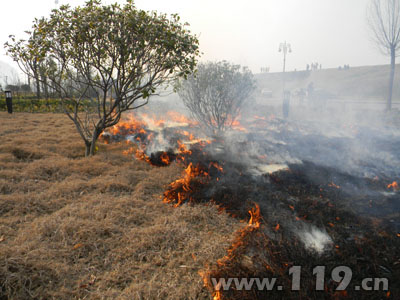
[5,90,12,114]
[279,41,292,119]
[279,41,291,88]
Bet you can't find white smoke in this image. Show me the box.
[296,225,333,255]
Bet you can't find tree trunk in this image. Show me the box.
[35,76,41,100]
[387,47,396,111]
[43,76,49,111]
[43,77,49,99]
[89,141,96,156]
[87,127,102,156]
[31,76,41,113]
[85,142,91,157]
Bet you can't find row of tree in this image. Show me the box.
[5,0,199,156]
[4,0,255,156]
[0,84,31,93]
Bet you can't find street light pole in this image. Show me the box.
[278,41,292,91]
[279,41,292,119]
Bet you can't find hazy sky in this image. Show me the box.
[0,0,387,80]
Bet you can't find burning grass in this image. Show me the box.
[0,112,243,299]
[101,111,400,300]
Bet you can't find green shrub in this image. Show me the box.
[0,97,93,113]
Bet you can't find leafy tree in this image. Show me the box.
[5,0,199,156]
[367,0,400,110]
[178,61,256,135]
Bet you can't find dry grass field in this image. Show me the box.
[0,112,243,299]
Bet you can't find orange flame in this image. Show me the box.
[177,140,192,155]
[209,162,224,173]
[199,203,262,300]
[102,111,197,142]
[213,291,221,300]
[166,111,197,125]
[101,111,206,165]
[122,147,135,156]
[109,115,146,136]
[248,204,261,228]
[328,182,340,189]
[387,181,398,190]
[199,270,222,300]
[135,149,150,163]
[163,163,207,207]
[231,119,247,132]
[160,152,171,165]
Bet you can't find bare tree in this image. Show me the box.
[367,0,400,110]
[178,61,255,135]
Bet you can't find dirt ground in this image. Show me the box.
[0,112,242,299]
